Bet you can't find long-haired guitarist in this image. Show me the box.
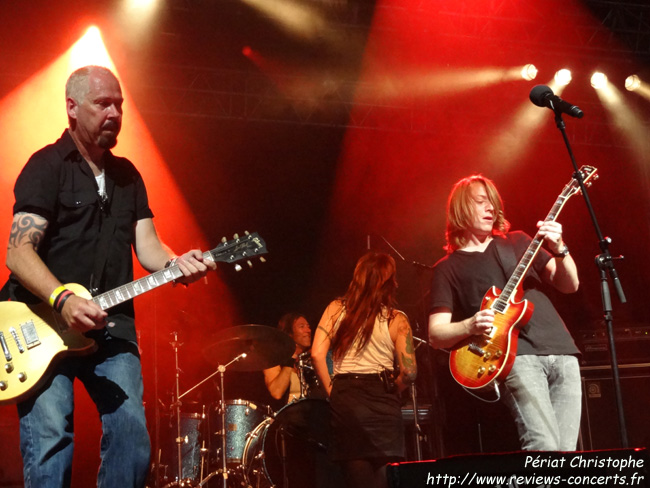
[2,66,215,487]
[428,174,582,451]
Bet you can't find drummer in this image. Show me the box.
[263,312,319,404]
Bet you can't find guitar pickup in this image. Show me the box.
[20,321,41,349]
[467,343,486,357]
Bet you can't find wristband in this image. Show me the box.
[49,285,67,307]
[552,243,570,259]
[54,290,75,313]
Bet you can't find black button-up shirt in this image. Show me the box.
[6,130,154,342]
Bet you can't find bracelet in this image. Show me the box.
[552,243,570,259]
[49,285,67,307]
[54,290,75,313]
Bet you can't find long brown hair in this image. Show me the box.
[331,252,398,360]
[444,175,510,253]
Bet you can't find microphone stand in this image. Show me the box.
[552,109,628,447]
[410,336,433,460]
[179,352,248,488]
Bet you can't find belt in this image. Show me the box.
[334,373,382,381]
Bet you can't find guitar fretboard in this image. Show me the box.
[491,170,590,313]
[92,253,207,311]
[89,232,267,311]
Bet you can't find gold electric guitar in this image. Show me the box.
[449,167,598,390]
[0,232,267,405]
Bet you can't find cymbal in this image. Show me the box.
[203,324,294,371]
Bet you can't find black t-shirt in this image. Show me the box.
[429,231,579,355]
[4,130,153,342]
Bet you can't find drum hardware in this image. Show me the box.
[198,353,248,488]
[201,325,294,487]
[296,351,311,399]
[295,351,327,400]
[164,331,200,488]
[157,325,296,488]
[163,332,249,488]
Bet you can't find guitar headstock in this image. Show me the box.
[209,232,268,271]
[564,165,598,198]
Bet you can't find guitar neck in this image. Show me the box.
[92,251,213,311]
[90,231,267,311]
[494,193,569,311]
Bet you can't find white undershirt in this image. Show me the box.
[95,170,107,201]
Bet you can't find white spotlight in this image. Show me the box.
[521,64,538,81]
[625,75,641,92]
[554,69,572,86]
[591,72,608,90]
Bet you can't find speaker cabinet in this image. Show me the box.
[580,363,650,450]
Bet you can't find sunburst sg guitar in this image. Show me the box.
[449,166,598,390]
[0,232,267,405]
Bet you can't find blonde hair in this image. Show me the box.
[444,175,510,253]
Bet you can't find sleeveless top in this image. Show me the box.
[332,307,403,375]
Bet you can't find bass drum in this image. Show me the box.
[242,398,343,488]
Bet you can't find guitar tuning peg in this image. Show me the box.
[235,264,242,272]
[259,257,266,263]
[233,233,240,240]
[221,237,227,243]
[244,231,250,236]
[247,260,253,268]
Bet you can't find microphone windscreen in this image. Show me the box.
[529,85,553,107]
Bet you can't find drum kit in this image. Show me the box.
[153,325,340,488]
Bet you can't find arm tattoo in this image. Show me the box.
[317,325,329,334]
[9,213,47,251]
[405,327,414,355]
[398,321,417,383]
[401,352,417,384]
[398,320,415,354]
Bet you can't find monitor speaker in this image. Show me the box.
[579,363,650,450]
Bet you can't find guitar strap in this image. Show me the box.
[493,235,518,278]
[90,167,117,296]
[90,217,116,295]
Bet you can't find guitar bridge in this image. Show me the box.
[0,332,11,361]
[467,343,486,357]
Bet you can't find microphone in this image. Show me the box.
[529,85,584,119]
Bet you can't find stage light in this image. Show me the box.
[625,75,641,92]
[554,69,572,86]
[128,0,156,7]
[240,0,327,42]
[520,64,538,81]
[242,46,253,57]
[591,72,608,90]
[69,27,113,72]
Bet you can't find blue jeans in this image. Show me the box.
[501,355,582,451]
[17,334,150,488]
